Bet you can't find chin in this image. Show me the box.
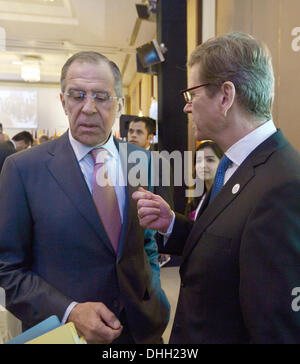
[76,134,106,147]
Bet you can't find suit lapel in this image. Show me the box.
[183,161,254,258]
[183,130,288,260]
[45,132,115,254]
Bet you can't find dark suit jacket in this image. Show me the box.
[0,141,15,172]
[164,130,300,344]
[0,132,171,344]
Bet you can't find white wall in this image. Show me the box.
[0,83,68,140]
[37,87,69,137]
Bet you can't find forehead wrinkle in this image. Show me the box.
[65,62,115,91]
[66,77,113,90]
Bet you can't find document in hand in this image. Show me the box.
[25,322,86,344]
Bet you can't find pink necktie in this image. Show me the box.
[91,148,121,253]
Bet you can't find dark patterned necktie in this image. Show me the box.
[209,155,232,203]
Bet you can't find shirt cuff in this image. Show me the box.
[61,301,79,324]
[159,211,175,245]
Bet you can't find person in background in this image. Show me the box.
[0,51,171,344]
[0,123,10,143]
[0,140,15,173]
[0,133,10,143]
[133,32,300,344]
[127,115,171,270]
[39,135,50,144]
[12,131,33,152]
[127,116,156,150]
[185,140,223,220]
[0,124,16,172]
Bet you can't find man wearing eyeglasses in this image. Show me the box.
[133,33,300,343]
[0,52,171,344]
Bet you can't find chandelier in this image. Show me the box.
[21,56,41,82]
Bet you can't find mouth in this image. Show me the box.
[78,123,99,131]
[129,140,137,144]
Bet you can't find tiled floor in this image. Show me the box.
[160,267,180,343]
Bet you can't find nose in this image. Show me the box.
[183,102,192,114]
[81,95,97,114]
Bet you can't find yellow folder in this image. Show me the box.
[26,322,86,344]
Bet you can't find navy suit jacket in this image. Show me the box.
[164,130,300,344]
[0,132,171,343]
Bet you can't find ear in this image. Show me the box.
[220,81,236,118]
[148,133,155,143]
[117,97,125,117]
[60,93,68,116]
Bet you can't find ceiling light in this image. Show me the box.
[21,56,41,82]
[21,64,40,82]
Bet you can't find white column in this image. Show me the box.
[202,0,216,42]
[0,26,6,51]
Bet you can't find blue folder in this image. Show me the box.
[6,315,61,344]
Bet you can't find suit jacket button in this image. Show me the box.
[113,300,119,309]
[181,282,185,288]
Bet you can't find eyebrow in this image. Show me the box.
[129,128,143,132]
[67,88,110,93]
[196,154,217,159]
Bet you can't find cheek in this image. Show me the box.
[195,164,203,176]
[104,105,118,123]
[211,163,219,174]
[65,105,80,124]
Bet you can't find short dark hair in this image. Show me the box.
[130,116,156,135]
[39,135,49,142]
[60,51,123,98]
[12,131,34,146]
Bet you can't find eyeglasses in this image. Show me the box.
[180,83,210,103]
[65,90,119,103]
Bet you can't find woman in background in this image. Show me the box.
[186,140,223,220]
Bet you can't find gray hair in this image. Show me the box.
[188,32,274,120]
[60,51,123,98]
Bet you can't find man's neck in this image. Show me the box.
[215,114,268,152]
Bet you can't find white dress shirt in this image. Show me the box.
[68,129,126,221]
[62,130,126,324]
[223,119,277,183]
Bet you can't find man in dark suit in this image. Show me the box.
[133,33,300,344]
[0,140,15,172]
[0,52,170,344]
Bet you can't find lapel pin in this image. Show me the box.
[232,184,240,195]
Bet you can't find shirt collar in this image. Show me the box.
[225,120,277,167]
[68,129,118,162]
